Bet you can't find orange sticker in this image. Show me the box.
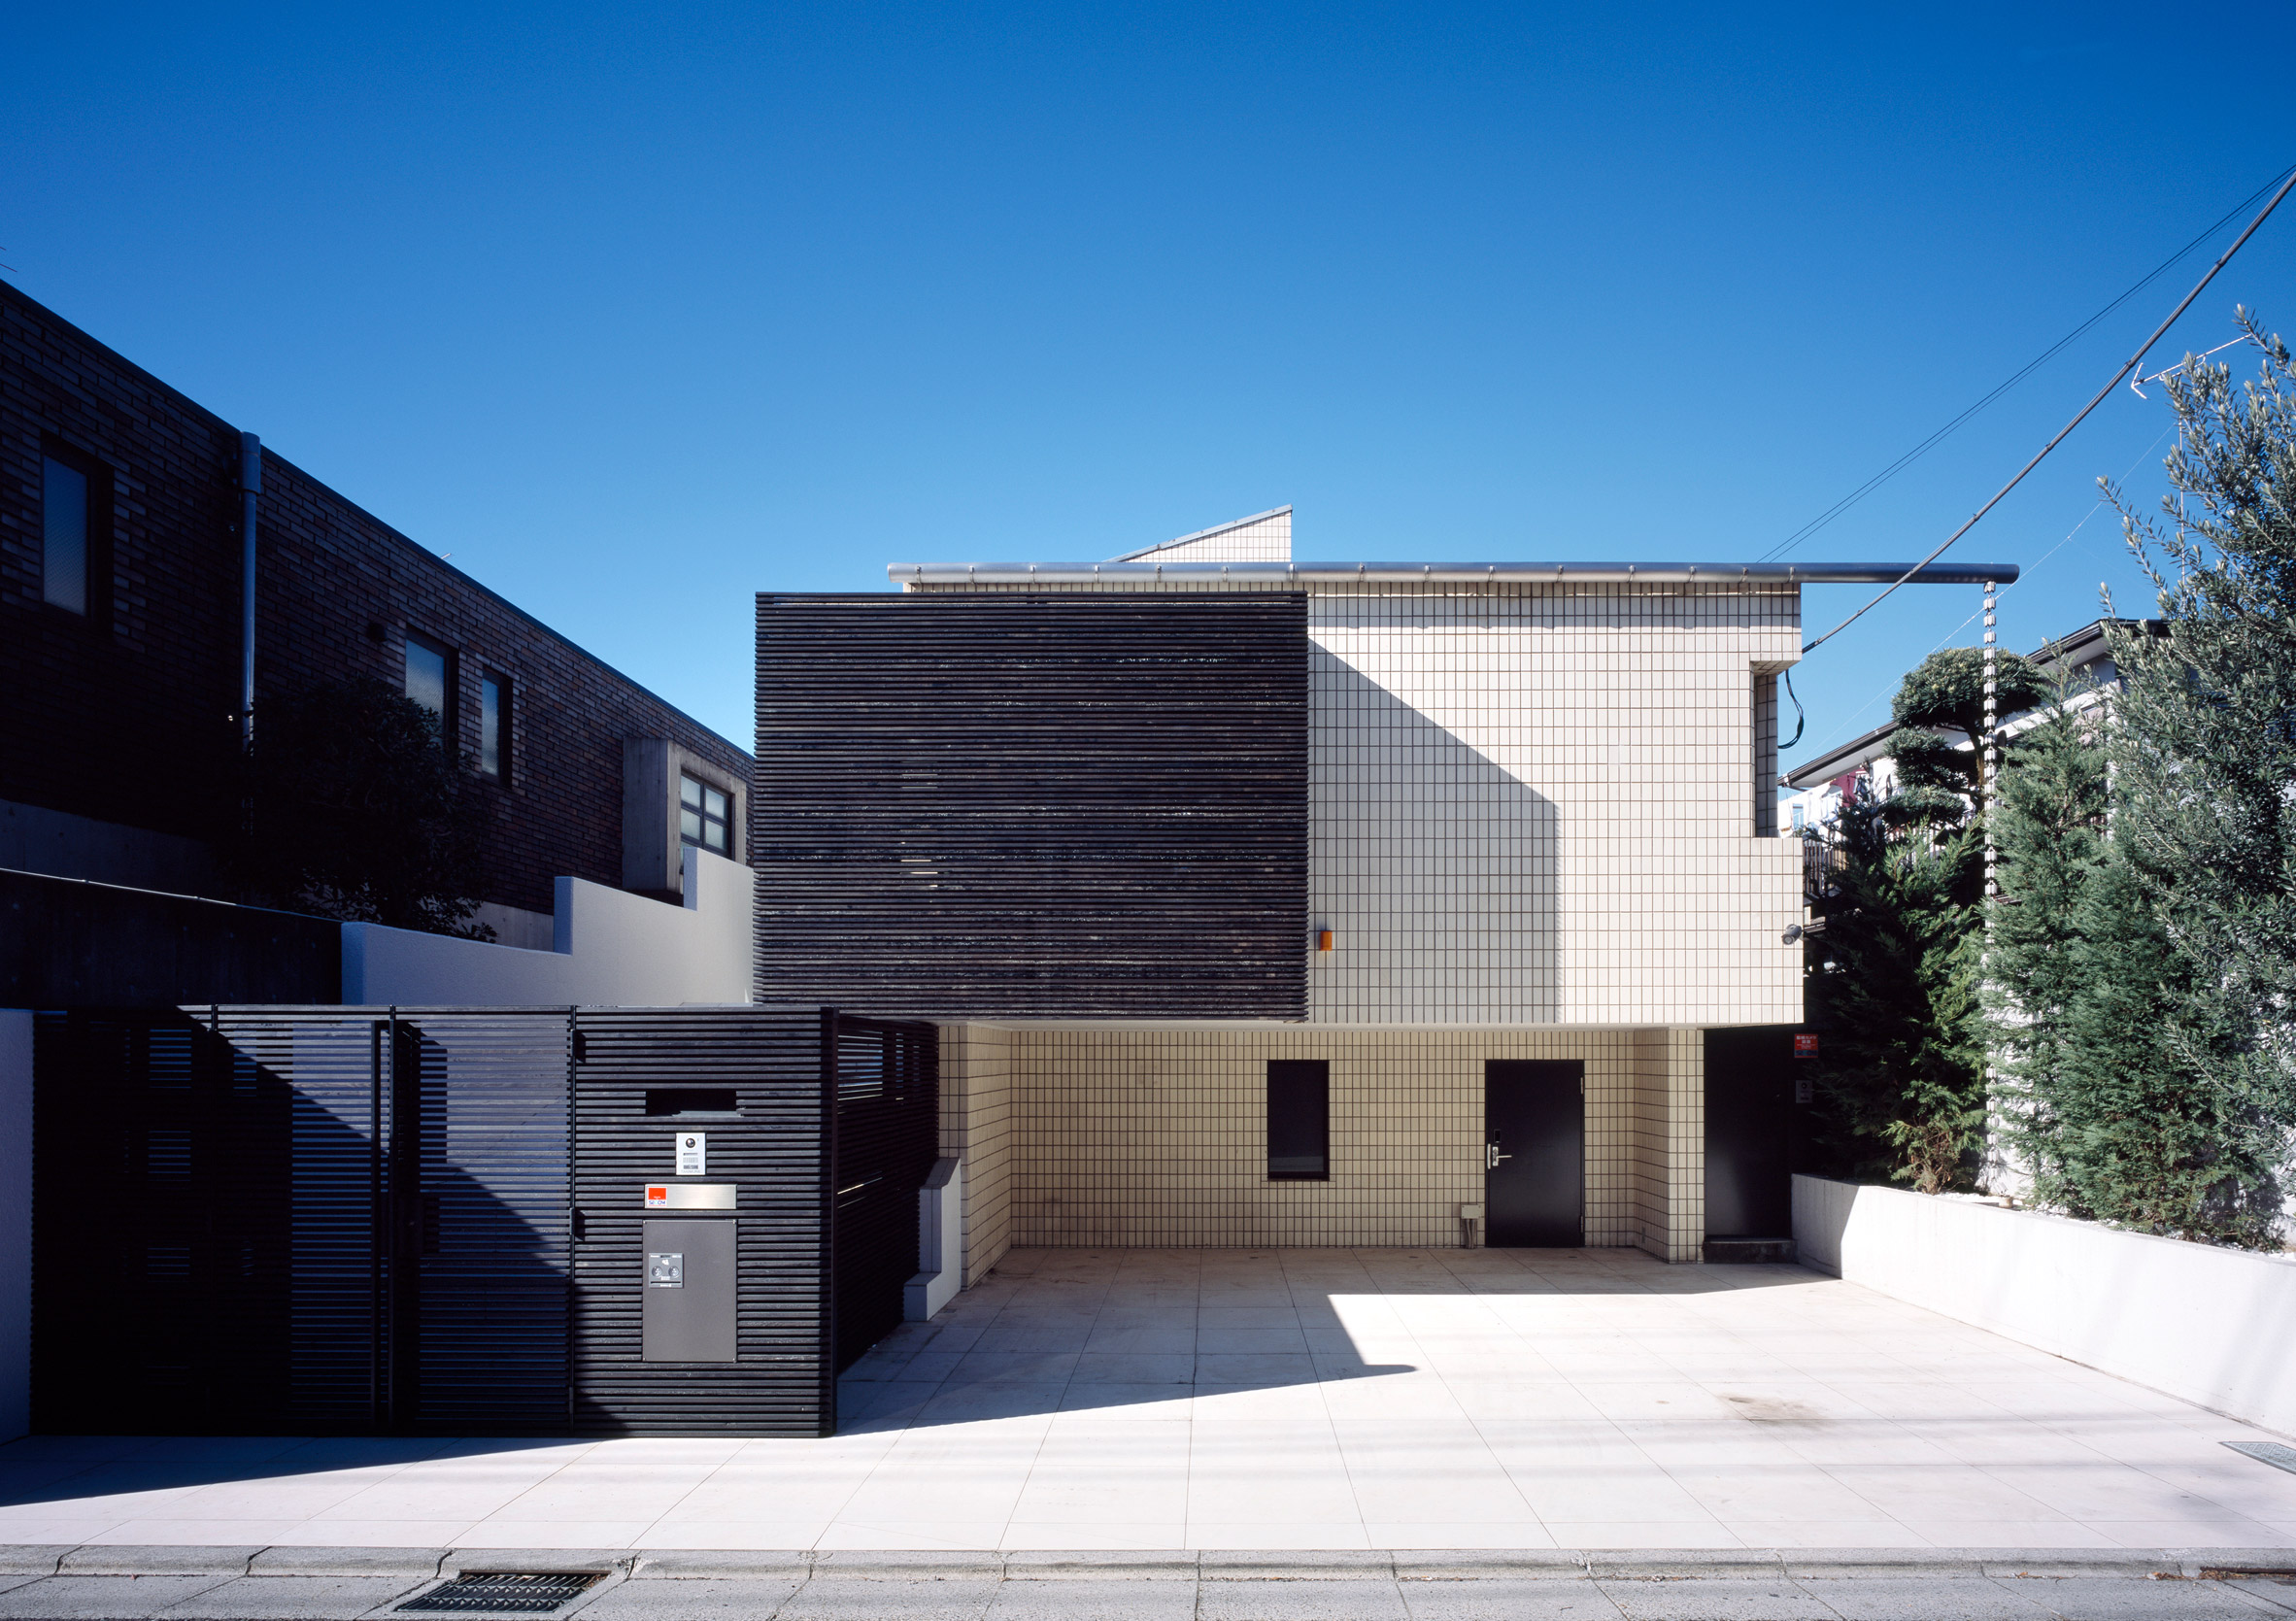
[644,1185,669,1206]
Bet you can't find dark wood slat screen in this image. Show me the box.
[754,591,1310,1018]
[569,1005,836,1436]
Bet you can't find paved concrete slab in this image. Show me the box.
[0,1574,236,1619]
[578,1577,806,1617]
[8,1248,2296,1553]
[152,1574,426,1619]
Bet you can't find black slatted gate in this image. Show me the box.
[31,1004,939,1437]
[829,1016,941,1373]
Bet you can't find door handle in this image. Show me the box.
[1486,1144,1512,1169]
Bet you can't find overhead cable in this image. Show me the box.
[1800,161,2296,658]
[1760,162,2296,564]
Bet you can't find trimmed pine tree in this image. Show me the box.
[1807,782,1986,1194]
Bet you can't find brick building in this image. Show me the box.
[1,282,749,943]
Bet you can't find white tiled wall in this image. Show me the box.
[1111,507,1292,563]
[936,1025,1707,1259]
[1305,583,1804,1026]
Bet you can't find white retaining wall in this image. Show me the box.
[1794,1173,2296,1435]
[342,847,753,1006]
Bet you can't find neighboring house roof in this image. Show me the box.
[1782,722,1897,791]
[1779,619,2164,792]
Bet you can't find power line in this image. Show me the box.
[1782,418,2178,765]
[1800,161,2296,658]
[1759,162,2296,564]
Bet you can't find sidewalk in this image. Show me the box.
[0,1545,2292,1620]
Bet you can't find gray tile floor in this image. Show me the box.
[3,1248,2294,1551]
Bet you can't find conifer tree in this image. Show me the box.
[2049,850,2276,1241]
[1983,699,2107,1204]
[1807,782,1985,1193]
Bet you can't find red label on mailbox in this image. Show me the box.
[1793,1033,1819,1057]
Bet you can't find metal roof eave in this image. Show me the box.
[888,560,2022,586]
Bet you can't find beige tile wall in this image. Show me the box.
[937,1024,1706,1260]
[937,1023,1018,1285]
[1631,1028,1705,1263]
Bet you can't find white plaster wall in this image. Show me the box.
[343,847,752,1006]
[0,1010,30,1442]
[1793,1174,2296,1435]
[1307,582,1806,1026]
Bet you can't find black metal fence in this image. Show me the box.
[31,1004,937,1437]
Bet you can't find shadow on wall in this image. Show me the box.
[30,1009,570,1437]
[1312,658,1558,1022]
[837,1247,1829,1432]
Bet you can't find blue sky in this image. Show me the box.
[10,2,2293,764]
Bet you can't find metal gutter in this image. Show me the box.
[888,560,2022,586]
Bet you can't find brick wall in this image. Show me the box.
[1,283,749,916]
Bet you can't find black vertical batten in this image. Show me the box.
[753,591,1311,1018]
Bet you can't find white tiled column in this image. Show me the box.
[1632,1028,1705,1263]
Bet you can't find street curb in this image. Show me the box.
[0,1543,2289,1580]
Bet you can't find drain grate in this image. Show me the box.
[2225,1440,2296,1476]
[398,1572,605,1613]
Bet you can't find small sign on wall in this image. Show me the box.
[676,1132,706,1175]
[1793,1032,1819,1058]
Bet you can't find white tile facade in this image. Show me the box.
[910,519,1805,1260]
[939,1025,1710,1262]
[1306,582,1803,1026]
[1110,506,1293,563]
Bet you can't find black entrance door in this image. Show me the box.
[1484,1061,1584,1246]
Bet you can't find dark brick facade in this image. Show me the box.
[1,282,749,917]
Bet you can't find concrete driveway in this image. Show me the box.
[3,1247,2292,1552]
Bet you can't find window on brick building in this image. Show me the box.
[404,632,454,743]
[41,456,88,614]
[479,671,508,779]
[40,443,111,622]
[680,773,731,858]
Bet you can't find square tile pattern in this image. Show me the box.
[940,1028,1704,1278]
[8,1250,2291,1554]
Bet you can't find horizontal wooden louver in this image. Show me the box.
[753,591,1310,1018]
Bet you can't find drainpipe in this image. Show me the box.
[239,432,260,745]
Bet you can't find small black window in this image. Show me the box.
[479,670,508,779]
[681,772,731,857]
[1266,1060,1330,1181]
[42,455,88,614]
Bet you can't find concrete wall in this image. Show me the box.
[946,1026,1705,1257]
[1793,1174,2296,1435]
[0,1010,29,1442]
[342,847,751,1006]
[0,798,215,895]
